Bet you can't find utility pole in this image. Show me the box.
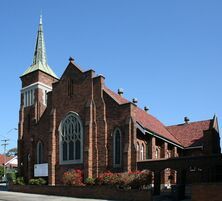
[1,139,9,181]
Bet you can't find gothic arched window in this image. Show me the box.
[36,141,44,164]
[59,112,83,164]
[113,128,122,167]
[155,147,159,159]
[141,143,144,160]
[137,142,140,161]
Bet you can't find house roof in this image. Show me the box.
[103,86,182,146]
[0,155,14,166]
[166,120,212,147]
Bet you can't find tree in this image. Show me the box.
[6,147,17,157]
[0,166,3,178]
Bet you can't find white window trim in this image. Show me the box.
[58,112,83,165]
[113,128,122,168]
[21,82,52,107]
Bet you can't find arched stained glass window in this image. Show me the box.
[36,141,44,164]
[59,112,83,164]
[113,128,122,167]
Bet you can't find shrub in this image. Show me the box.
[62,169,84,186]
[29,178,47,185]
[85,177,95,185]
[127,170,152,189]
[6,172,17,184]
[16,177,25,185]
[93,170,152,189]
[95,171,121,185]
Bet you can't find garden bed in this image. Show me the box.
[8,184,152,201]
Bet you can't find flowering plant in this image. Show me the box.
[62,169,84,186]
[95,171,121,185]
[94,170,152,189]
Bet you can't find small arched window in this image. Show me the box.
[167,151,170,158]
[136,142,140,161]
[113,128,122,167]
[59,112,83,164]
[36,141,44,164]
[141,143,144,160]
[155,147,159,159]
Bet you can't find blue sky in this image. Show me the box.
[0,0,222,153]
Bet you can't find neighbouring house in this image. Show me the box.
[18,16,221,190]
[0,155,17,169]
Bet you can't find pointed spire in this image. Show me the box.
[39,14,43,25]
[21,15,58,79]
[32,15,47,66]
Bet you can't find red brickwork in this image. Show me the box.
[192,183,222,201]
[18,60,221,186]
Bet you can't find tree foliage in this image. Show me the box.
[6,147,17,157]
[0,166,4,178]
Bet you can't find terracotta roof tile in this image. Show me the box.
[134,107,181,145]
[167,120,212,147]
[103,86,181,146]
[0,154,14,166]
[103,86,129,104]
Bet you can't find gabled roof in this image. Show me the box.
[134,107,181,145]
[21,15,58,79]
[5,156,17,167]
[167,119,212,147]
[103,86,129,104]
[0,155,14,166]
[103,86,182,146]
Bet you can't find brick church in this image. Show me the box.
[18,16,221,186]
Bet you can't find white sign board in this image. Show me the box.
[34,163,48,177]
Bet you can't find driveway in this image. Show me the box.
[0,191,113,201]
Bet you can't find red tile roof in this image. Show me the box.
[134,107,181,145]
[0,154,14,166]
[103,86,181,146]
[103,86,214,148]
[103,86,129,104]
[167,120,212,147]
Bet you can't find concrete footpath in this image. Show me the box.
[0,191,113,201]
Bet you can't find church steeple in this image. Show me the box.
[21,15,58,78]
[32,15,47,66]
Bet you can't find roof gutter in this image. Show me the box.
[136,122,184,149]
[184,146,203,150]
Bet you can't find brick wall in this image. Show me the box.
[192,183,222,201]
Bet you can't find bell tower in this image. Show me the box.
[18,16,58,179]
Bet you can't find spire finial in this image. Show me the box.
[39,14,42,25]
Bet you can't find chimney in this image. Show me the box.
[184,116,190,124]
[132,98,138,105]
[144,106,149,112]
[118,88,124,96]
